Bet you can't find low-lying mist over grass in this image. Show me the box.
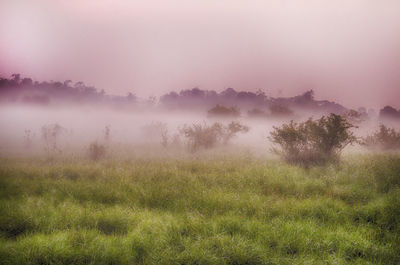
[1,78,400,264]
[0,104,276,157]
[0,103,398,159]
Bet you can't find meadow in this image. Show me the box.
[0,152,399,264]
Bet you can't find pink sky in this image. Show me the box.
[1,0,400,108]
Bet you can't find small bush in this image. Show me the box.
[88,142,106,161]
[180,123,223,152]
[269,113,356,166]
[223,121,249,144]
[362,124,400,151]
[41,123,66,156]
[208,104,240,118]
[180,121,249,152]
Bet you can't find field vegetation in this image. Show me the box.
[0,152,399,264]
[1,109,400,264]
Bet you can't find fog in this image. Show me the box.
[1,0,400,158]
[0,105,266,156]
[1,0,400,109]
[0,102,394,160]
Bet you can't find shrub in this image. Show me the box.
[88,142,106,161]
[222,121,249,144]
[180,121,249,152]
[269,113,356,166]
[362,125,400,151]
[180,122,223,152]
[41,123,66,156]
[208,104,240,118]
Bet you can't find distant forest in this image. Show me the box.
[1,74,400,120]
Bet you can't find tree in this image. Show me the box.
[11,73,21,83]
[269,113,356,166]
[380,106,400,119]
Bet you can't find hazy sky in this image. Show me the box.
[1,0,400,108]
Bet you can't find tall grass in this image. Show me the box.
[0,153,399,264]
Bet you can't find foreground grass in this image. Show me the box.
[0,153,399,264]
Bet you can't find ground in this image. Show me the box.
[0,153,399,264]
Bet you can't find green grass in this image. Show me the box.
[0,153,399,264]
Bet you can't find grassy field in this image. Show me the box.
[0,153,399,264]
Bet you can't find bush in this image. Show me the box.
[41,123,66,157]
[180,123,223,152]
[208,104,240,118]
[362,125,400,151]
[223,121,249,144]
[269,113,356,166]
[180,121,249,152]
[88,142,106,161]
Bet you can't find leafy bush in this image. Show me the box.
[208,104,240,118]
[180,121,249,152]
[362,125,400,150]
[269,113,356,166]
[223,121,249,144]
[180,123,223,152]
[88,142,106,161]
